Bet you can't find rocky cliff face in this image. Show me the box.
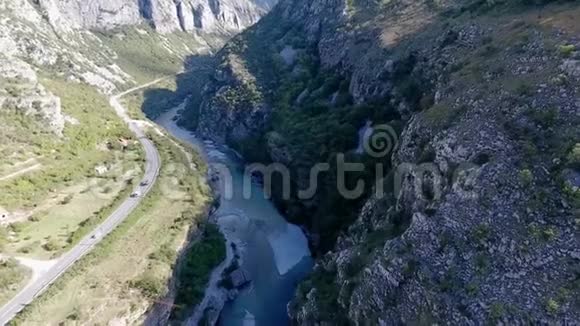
[0,0,276,137]
[190,0,580,323]
[36,0,277,34]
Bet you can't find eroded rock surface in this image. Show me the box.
[190,0,580,323]
[36,0,277,34]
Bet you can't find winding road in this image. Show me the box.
[0,81,165,325]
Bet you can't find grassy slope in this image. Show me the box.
[0,24,215,306]
[0,259,31,306]
[0,78,138,210]
[94,26,204,84]
[11,133,211,325]
[0,77,145,258]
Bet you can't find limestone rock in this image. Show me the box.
[36,0,277,34]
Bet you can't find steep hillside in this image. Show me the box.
[0,0,273,322]
[35,0,277,34]
[186,0,580,323]
[0,0,276,215]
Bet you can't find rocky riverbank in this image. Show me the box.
[158,102,313,324]
[183,166,246,326]
[154,107,256,326]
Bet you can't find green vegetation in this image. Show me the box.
[474,253,491,274]
[465,281,480,296]
[42,238,60,252]
[95,26,203,83]
[519,169,534,186]
[170,223,226,321]
[559,44,576,57]
[525,107,559,129]
[264,98,401,251]
[0,258,30,306]
[541,226,557,241]
[545,298,560,314]
[221,39,403,251]
[489,302,506,321]
[452,0,579,17]
[2,175,137,259]
[568,143,580,166]
[130,272,165,299]
[61,182,134,250]
[11,128,210,326]
[0,77,135,210]
[422,104,464,130]
[296,268,348,324]
[122,68,212,121]
[0,228,8,251]
[471,223,491,243]
[191,16,414,254]
[527,222,559,242]
[514,80,534,96]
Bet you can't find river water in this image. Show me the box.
[156,108,313,325]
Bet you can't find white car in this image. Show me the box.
[130,191,141,198]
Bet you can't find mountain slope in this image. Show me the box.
[36,0,277,34]
[0,0,274,323]
[184,0,580,323]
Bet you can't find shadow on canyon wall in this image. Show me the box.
[139,54,215,128]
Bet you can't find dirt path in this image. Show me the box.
[0,163,42,182]
[0,255,56,283]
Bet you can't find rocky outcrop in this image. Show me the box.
[190,0,580,323]
[0,57,66,135]
[36,0,277,35]
[0,0,137,93]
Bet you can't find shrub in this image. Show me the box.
[526,107,558,129]
[559,44,576,57]
[28,215,40,222]
[465,282,479,296]
[66,309,81,321]
[8,222,26,233]
[303,268,346,322]
[17,244,34,254]
[545,298,559,314]
[489,302,505,320]
[519,169,533,186]
[0,258,24,291]
[60,194,74,205]
[423,104,462,130]
[568,143,580,165]
[130,273,164,298]
[541,227,557,241]
[42,238,61,252]
[398,78,423,108]
[475,253,490,274]
[148,243,177,264]
[472,223,491,242]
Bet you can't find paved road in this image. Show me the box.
[0,83,163,325]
